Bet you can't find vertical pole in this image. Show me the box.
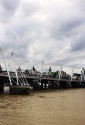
[11,52,19,85]
[40,60,44,88]
[81,70,83,82]
[0,48,12,85]
[59,66,62,80]
[58,66,62,87]
[42,60,44,72]
[40,60,44,81]
[84,69,85,81]
[71,69,73,82]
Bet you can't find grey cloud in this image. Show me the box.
[59,19,83,35]
[0,0,85,73]
[0,32,30,60]
[49,0,85,40]
[48,56,72,67]
[22,1,40,17]
[51,17,84,39]
[71,36,85,52]
[76,0,85,12]
[0,0,20,12]
[65,63,82,69]
[0,0,20,22]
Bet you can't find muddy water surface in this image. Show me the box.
[0,89,85,125]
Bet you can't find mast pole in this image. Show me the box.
[59,66,62,80]
[0,48,12,85]
[11,52,19,85]
[40,60,44,83]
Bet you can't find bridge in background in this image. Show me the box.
[0,73,85,91]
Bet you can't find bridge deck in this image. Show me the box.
[0,73,84,83]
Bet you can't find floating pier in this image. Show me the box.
[0,85,30,95]
[10,85,30,95]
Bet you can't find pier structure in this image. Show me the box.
[0,64,85,93]
[0,72,85,92]
[0,48,30,94]
[0,62,85,93]
[0,48,85,94]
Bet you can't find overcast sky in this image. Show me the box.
[0,0,85,74]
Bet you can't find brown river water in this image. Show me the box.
[0,88,85,125]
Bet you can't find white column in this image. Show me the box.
[59,66,62,80]
[71,69,73,81]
